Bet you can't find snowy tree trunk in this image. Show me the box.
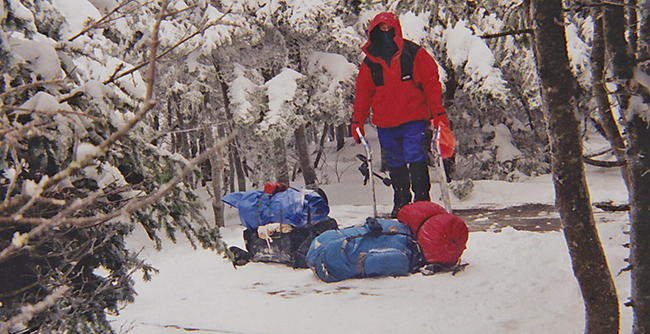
[218,79,246,192]
[628,2,650,331]
[530,1,620,333]
[590,7,631,191]
[273,138,290,185]
[202,122,225,227]
[602,2,650,330]
[283,34,316,187]
[628,0,638,56]
[295,124,317,187]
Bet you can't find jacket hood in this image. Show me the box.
[362,12,404,61]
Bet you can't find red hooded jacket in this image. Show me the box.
[353,12,447,128]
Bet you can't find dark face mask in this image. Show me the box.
[370,27,398,63]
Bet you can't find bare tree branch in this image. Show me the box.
[0,286,69,334]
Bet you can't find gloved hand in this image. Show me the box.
[351,121,365,144]
[365,217,383,237]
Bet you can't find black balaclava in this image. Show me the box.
[369,26,398,65]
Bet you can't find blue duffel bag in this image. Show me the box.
[222,188,329,231]
[306,218,423,283]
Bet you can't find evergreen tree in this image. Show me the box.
[0,1,226,332]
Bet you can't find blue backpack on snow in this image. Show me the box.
[306,218,423,283]
[222,188,329,231]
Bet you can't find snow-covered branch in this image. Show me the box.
[103,8,235,85]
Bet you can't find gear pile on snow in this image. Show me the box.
[225,185,468,281]
[397,201,469,268]
[305,202,468,283]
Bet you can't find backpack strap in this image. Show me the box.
[363,57,384,86]
[400,40,420,82]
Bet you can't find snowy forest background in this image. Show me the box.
[0,0,649,333]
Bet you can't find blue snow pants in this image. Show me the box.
[377,120,428,168]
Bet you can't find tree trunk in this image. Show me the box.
[530,1,619,333]
[215,59,247,192]
[202,122,224,227]
[281,34,316,187]
[590,6,631,191]
[336,123,346,151]
[604,1,636,114]
[313,123,329,169]
[628,3,650,331]
[231,142,246,191]
[273,138,290,185]
[294,124,317,187]
[627,113,650,334]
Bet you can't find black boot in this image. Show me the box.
[409,160,431,202]
[389,165,411,218]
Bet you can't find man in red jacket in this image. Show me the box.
[351,12,450,217]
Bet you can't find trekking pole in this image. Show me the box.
[356,128,378,218]
[433,126,453,213]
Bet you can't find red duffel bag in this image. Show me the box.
[398,202,468,268]
[418,213,468,267]
[397,201,447,233]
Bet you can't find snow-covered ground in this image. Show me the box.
[110,132,632,334]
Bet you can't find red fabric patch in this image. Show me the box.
[264,182,288,194]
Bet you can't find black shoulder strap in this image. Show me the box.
[400,40,421,82]
[363,57,384,86]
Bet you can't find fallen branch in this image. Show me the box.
[141,322,246,333]
[583,156,626,167]
[479,28,534,39]
[594,201,630,212]
[584,147,612,158]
